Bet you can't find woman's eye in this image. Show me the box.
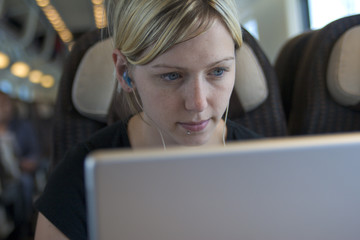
[161,72,181,81]
[212,68,225,77]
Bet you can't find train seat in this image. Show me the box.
[275,30,315,120]
[275,14,360,135]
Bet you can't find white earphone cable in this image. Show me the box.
[222,104,229,147]
[132,89,167,150]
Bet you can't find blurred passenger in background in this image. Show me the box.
[0,92,39,240]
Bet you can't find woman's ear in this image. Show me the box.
[112,49,133,92]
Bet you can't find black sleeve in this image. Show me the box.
[34,121,130,240]
[35,143,90,240]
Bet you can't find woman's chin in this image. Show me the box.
[178,135,211,147]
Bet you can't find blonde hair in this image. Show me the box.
[108,0,242,65]
[106,0,242,122]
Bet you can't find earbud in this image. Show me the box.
[123,71,133,88]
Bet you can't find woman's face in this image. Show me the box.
[132,19,236,146]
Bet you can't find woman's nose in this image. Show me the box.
[184,78,208,112]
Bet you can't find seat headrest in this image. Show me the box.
[72,39,268,122]
[235,42,268,111]
[327,25,360,110]
[72,37,116,122]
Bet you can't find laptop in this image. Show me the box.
[85,133,360,240]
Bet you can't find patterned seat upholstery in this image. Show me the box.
[275,14,360,135]
[275,30,315,120]
[230,28,287,137]
[51,29,108,168]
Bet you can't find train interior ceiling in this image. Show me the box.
[0,0,359,103]
[1,0,359,102]
[0,0,360,239]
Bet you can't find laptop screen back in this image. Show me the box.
[85,133,360,240]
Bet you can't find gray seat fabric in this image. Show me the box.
[275,14,360,135]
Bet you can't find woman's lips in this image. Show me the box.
[178,120,210,132]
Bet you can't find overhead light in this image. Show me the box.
[92,0,107,29]
[40,74,55,88]
[36,0,50,7]
[68,42,75,51]
[36,2,74,47]
[11,61,31,78]
[29,70,43,84]
[0,52,10,69]
[91,0,103,4]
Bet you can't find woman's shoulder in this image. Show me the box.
[84,120,131,150]
[226,119,262,141]
[45,120,131,187]
[34,121,131,240]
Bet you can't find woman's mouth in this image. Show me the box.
[178,120,210,132]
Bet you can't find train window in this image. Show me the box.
[308,0,360,29]
[18,84,33,102]
[0,80,13,95]
[243,19,260,40]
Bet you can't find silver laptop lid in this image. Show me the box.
[85,133,360,240]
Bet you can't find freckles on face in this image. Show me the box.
[131,19,236,146]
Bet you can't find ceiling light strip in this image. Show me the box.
[92,0,107,29]
[35,0,74,47]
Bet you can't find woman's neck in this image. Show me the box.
[127,113,163,149]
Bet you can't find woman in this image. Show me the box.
[35,0,259,239]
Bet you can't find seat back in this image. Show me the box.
[51,29,108,168]
[277,15,360,135]
[229,28,287,137]
[52,28,287,167]
[275,30,315,120]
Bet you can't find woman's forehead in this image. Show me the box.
[145,19,235,68]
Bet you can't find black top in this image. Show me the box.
[35,120,259,240]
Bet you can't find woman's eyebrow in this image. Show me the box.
[150,56,235,69]
[206,57,235,68]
